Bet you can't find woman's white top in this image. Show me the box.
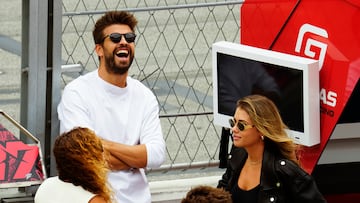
[34,176,96,203]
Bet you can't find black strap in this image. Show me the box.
[219,127,231,168]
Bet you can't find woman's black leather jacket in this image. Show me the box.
[217,145,327,203]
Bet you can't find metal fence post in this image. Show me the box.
[21,0,49,174]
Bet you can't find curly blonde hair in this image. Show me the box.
[54,127,113,202]
[237,94,299,164]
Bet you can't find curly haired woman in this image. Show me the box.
[35,127,114,203]
[218,94,326,203]
[181,185,232,203]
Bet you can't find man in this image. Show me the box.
[57,11,166,203]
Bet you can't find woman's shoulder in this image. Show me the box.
[271,158,327,202]
[274,158,310,180]
[89,195,107,203]
[38,176,60,186]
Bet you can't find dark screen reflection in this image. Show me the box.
[217,53,304,132]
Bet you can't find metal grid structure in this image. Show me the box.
[60,0,242,174]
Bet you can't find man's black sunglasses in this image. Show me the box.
[102,33,136,43]
[229,118,255,131]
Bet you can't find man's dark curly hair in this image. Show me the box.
[181,185,232,203]
[93,10,138,44]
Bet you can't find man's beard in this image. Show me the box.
[104,51,134,75]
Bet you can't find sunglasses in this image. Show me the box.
[102,32,136,43]
[229,118,255,131]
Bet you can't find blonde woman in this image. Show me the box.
[218,95,326,203]
[35,127,114,203]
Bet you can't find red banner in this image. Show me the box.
[0,124,44,185]
[241,0,360,173]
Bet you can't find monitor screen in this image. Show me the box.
[212,41,320,146]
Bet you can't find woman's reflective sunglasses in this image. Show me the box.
[229,118,255,131]
[102,33,136,43]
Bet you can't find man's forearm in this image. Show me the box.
[102,139,148,169]
[105,152,131,171]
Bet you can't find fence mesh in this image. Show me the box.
[60,0,241,174]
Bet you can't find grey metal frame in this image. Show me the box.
[21,0,63,176]
[21,0,48,172]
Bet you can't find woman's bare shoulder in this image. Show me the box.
[89,195,107,203]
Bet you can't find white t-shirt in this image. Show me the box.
[34,176,95,203]
[57,70,166,203]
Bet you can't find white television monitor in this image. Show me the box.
[212,41,320,146]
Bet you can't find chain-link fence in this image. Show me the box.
[60,0,241,176]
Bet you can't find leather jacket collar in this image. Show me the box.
[228,145,281,192]
[223,144,327,203]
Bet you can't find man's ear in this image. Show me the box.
[95,44,104,57]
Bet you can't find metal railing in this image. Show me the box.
[60,0,242,174]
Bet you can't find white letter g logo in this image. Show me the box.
[295,24,328,70]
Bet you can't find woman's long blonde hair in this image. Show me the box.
[237,94,299,164]
[54,127,113,202]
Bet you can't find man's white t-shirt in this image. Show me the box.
[57,70,166,203]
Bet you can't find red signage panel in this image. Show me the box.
[241,0,360,173]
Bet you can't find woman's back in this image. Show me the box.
[34,176,96,203]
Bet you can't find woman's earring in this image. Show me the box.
[261,135,264,141]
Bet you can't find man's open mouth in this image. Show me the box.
[116,50,129,57]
